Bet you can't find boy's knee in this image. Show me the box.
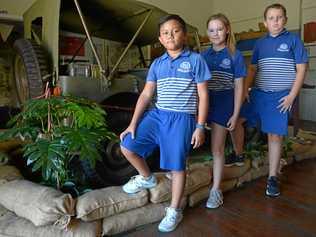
[120,145,134,158]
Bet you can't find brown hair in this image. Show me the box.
[206,13,236,56]
[264,3,287,20]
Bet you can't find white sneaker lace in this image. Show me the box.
[164,208,178,223]
[209,190,223,205]
[128,175,143,188]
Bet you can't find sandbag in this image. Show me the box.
[250,164,269,180]
[188,186,209,207]
[296,129,316,141]
[0,204,8,218]
[184,166,211,195]
[149,167,211,204]
[188,178,238,207]
[0,211,102,237]
[0,165,23,184]
[291,142,312,155]
[236,170,252,187]
[187,160,213,170]
[102,202,168,236]
[220,178,238,192]
[0,139,21,153]
[149,173,171,203]
[293,142,316,162]
[251,157,266,169]
[0,180,75,228]
[222,158,251,180]
[76,186,148,222]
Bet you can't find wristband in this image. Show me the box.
[196,123,205,130]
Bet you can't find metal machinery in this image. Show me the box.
[0,0,199,186]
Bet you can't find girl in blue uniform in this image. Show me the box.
[201,13,247,208]
[120,15,210,232]
[241,3,308,197]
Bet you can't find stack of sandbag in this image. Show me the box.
[291,130,316,162]
[0,180,101,237]
[0,180,76,228]
[97,163,209,235]
[0,165,23,184]
[0,139,21,154]
[76,186,148,222]
[77,165,209,236]
[249,155,270,180]
[0,211,102,237]
[188,159,252,207]
[75,185,166,235]
[2,129,316,236]
[145,164,211,210]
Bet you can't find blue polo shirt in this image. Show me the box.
[201,47,247,91]
[147,49,211,114]
[252,29,308,92]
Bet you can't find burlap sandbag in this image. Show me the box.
[188,186,209,207]
[0,211,102,237]
[296,129,316,141]
[184,166,211,195]
[0,165,23,184]
[0,204,8,218]
[188,178,237,207]
[293,142,316,162]
[220,178,237,192]
[187,160,213,169]
[236,170,252,187]
[251,156,269,169]
[76,186,148,222]
[291,141,312,155]
[149,167,211,203]
[222,158,251,180]
[0,180,75,228]
[0,139,21,153]
[250,164,269,180]
[102,202,168,236]
[149,173,171,203]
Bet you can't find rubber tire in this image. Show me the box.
[78,93,159,187]
[13,39,50,105]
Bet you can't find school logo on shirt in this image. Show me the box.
[219,58,231,69]
[177,61,191,73]
[277,43,289,52]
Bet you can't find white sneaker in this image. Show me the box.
[158,207,183,232]
[122,174,157,194]
[206,189,223,209]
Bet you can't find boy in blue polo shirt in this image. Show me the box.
[242,3,308,197]
[120,14,210,232]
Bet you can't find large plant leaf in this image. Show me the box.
[59,99,107,129]
[23,138,68,187]
[61,127,112,167]
[0,126,39,141]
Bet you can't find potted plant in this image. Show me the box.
[0,95,115,190]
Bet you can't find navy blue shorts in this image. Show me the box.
[120,109,195,171]
[240,89,291,136]
[207,89,234,127]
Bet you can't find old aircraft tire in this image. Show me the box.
[78,93,159,186]
[13,39,50,105]
[96,110,159,185]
